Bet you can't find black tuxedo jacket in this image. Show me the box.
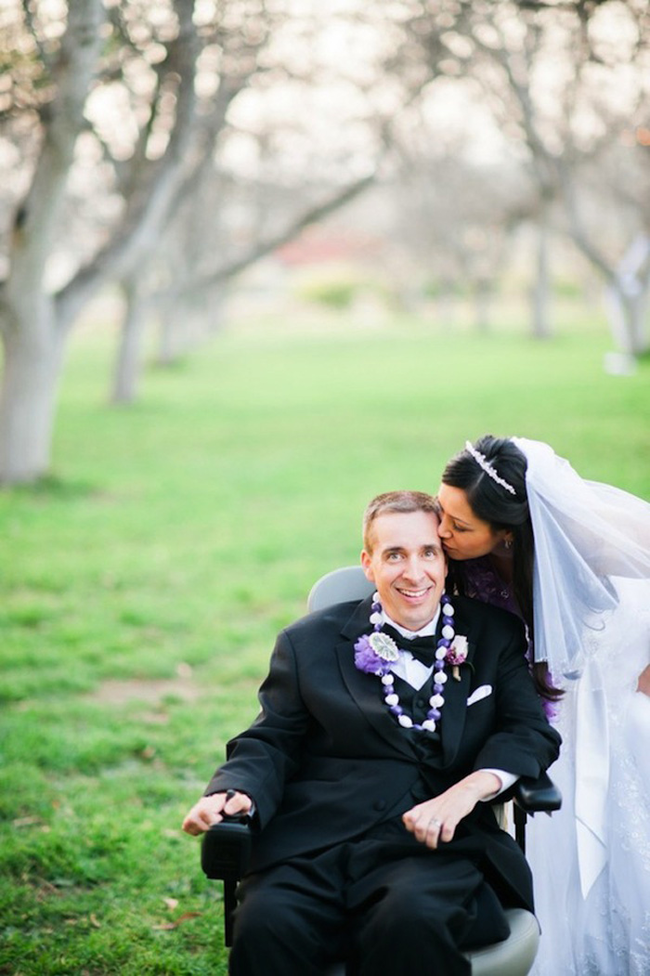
[205,595,561,910]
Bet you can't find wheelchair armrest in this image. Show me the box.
[198,773,562,882]
[201,815,253,947]
[513,770,562,814]
[201,817,252,881]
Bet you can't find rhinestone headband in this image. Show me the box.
[465,441,516,495]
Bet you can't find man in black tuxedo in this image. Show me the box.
[183,491,561,976]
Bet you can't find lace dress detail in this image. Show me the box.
[526,579,650,975]
[459,557,521,618]
[460,561,650,975]
[458,558,559,719]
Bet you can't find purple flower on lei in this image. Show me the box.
[354,632,398,675]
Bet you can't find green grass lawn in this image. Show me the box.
[1,305,649,974]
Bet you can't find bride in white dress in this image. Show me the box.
[437,436,650,976]
[527,574,650,976]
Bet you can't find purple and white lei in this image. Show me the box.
[354,592,467,733]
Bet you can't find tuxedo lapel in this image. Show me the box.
[334,597,484,765]
[337,598,418,760]
[439,604,476,767]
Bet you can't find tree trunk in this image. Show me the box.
[111,279,147,404]
[631,294,650,354]
[473,280,491,333]
[155,288,193,366]
[606,237,650,357]
[155,286,225,365]
[156,302,184,366]
[204,287,226,336]
[604,277,650,358]
[0,302,66,484]
[531,215,551,339]
[0,0,103,485]
[436,282,457,326]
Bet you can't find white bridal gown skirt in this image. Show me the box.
[527,579,650,976]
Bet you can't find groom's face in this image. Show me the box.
[361,510,448,632]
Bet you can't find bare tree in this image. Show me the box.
[394,0,650,351]
[0,0,207,482]
[111,164,376,401]
[108,0,412,402]
[0,0,386,479]
[0,0,107,484]
[380,102,539,332]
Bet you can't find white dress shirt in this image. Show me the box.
[383,610,517,800]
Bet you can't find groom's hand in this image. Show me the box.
[182,790,252,835]
[402,771,501,849]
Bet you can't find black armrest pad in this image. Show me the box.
[513,771,562,813]
[201,820,252,880]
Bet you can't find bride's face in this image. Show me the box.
[436,484,511,561]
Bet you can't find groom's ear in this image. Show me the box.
[360,549,374,582]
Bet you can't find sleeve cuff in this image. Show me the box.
[478,768,519,801]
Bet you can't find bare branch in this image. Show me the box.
[187,173,377,293]
[6,0,104,311]
[20,0,52,73]
[56,0,200,327]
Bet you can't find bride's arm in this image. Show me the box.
[637,664,650,698]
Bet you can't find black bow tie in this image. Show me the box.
[382,625,438,667]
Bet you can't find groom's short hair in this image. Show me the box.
[362,490,439,553]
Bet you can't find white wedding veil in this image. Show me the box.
[512,437,650,675]
[514,438,650,897]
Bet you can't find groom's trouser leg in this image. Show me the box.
[347,853,483,976]
[344,814,512,976]
[229,825,508,976]
[228,851,348,976]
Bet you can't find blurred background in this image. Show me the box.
[1,1,649,973]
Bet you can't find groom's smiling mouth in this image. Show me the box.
[397,587,431,600]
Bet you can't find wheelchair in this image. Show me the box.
[200,566,561,975]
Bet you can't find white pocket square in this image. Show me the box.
[467,684,493,706]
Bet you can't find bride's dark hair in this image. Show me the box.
[441,435,562,704]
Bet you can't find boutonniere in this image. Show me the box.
[445,635,469,681]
